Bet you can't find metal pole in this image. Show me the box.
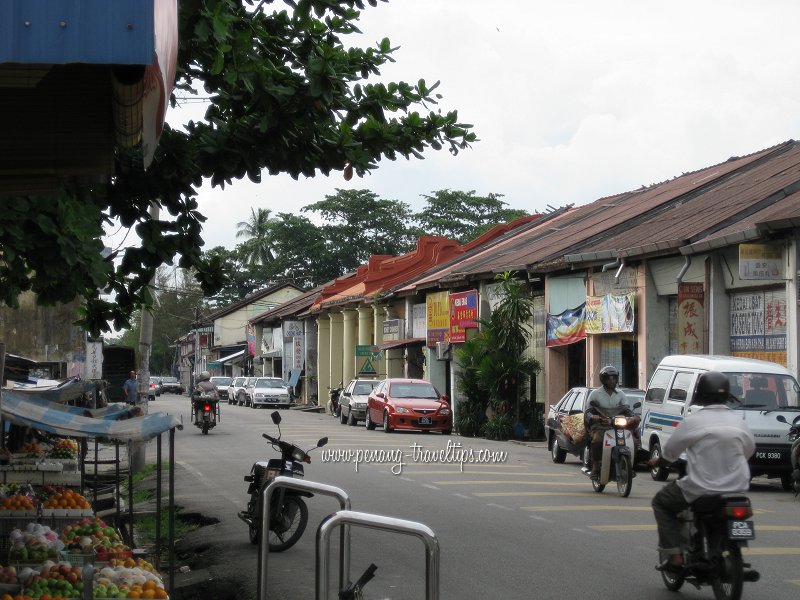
[0,343,5,449]
[115,443,121,528]
[258,477,351,600]
[128,442,135,544]
[168,427,175,593]
[316,510,440,600]
[155,433,162,570]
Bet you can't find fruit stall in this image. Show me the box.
[0,386,182,599]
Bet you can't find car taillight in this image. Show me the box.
[726,505,753,519]
[203,404,211,411]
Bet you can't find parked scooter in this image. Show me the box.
[238,411,328,551]
[327,381,343,418]
[191,392,219,435]
[658,493,759,600]
[581,401,640,497]
[776,413,800,494]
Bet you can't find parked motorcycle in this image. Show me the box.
[776,413,800,494]
[581,401,640,497]
[191,392,219,435]
[659,493,759,600]
[327,381,343,418]
[238,411,328,551]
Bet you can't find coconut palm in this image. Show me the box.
[236,207,275,266]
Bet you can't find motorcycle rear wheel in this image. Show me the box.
[661,568,685,591]
[616,455,633,497]
[268,496,309,552]
[711,541,744,600]
[202,422,209,435]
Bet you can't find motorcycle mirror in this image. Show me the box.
[776,414,787,423]
[317,437,328,448]
[632,401,642,410]
[271,411,282,424]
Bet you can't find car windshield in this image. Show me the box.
[149,377,159,383]
[723,372,800,410]
[354,381,377,395]
[256,379,285,389]
[162,377,177,383]
[390,382,439,399]
[211,377,231,386]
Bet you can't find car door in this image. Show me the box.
[341,380,355,415]
[369,381,385,422]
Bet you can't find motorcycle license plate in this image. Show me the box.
[265,468,279,482]
[728,520,755,540]
[419,417,432,425]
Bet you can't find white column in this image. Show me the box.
[342,309,357,382]
[317,315,331,404]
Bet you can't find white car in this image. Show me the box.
[250,377,291,409]
[339,379,379,425]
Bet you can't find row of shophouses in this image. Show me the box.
[179,140,800,418]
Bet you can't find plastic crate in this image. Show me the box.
[60,551,95,566]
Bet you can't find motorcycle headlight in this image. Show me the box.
[292,448,307,462]
[395,406,411,413]
[613,416,629,428]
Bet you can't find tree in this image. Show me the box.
[236,208,276,267]
[414,190,529,244]
[0,0,475,335]
[303,189,415,274]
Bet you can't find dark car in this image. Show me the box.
[545,387,645,466]
[210,376,232,401]
[160,376,184,394]
[366,378,452,434]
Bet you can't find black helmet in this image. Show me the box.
[695,371,730,406]
[599,365,619,386]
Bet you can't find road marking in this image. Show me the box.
[399,470,576,476]
[433,480,587,486]
[743,547,800,555]
[522,505,653,512]
[486,503,513,511]
[474,491,598,497]
[399,476,415,482]
[529,515,552,523]
[786,579,800,586]
[590,524,800,532]
[453,493,472,500]
[422,484,440,490]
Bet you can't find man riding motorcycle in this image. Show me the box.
[649,370,755,574]
[192,371,219,420]
[585,365,631,480]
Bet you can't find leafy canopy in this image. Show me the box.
[0,0,475,335]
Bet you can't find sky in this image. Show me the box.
[108,0,800,253]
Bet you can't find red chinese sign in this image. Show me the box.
[678,283,704,354]
[449,291,478,343]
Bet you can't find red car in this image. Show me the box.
[366,378,452,434]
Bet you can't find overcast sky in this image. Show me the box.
[109,0,800,252]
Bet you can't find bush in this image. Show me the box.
[454,399,485,437]
[482,413,513,441]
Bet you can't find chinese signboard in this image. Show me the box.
[678,283,704,354]
[412,303,427,338]
[449,290,478,343]
[426,291,450,347]
[584,292,635,334]
[85,341,103,379]
[730,289,787,365]
[739,244,784,280]
[283,320,303,339]
[293,338,303,369]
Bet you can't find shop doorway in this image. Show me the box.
[567,340,586,388]
[621,340,638,388]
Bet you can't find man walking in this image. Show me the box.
[123,371,138,405]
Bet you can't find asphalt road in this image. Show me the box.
[147,394,800,600]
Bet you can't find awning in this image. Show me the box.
[379,337,426,351]
[1,390,181,441]
[260,349,283,359]
[220,349,246,364]
[287,369,302,388]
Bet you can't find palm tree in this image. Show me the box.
[236,208,275,266]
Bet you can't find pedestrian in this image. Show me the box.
[123,371,138,405]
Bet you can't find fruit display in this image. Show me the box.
[46,440,78,460]
[21,443,45,457]
[8,524,64,562]
[94,565,168,599]
[0,565,19,585]
[60,517,130,558]
[108,557,158,574]
[39,487,91,511]
[0,494,36,511]
[17,562,84,599]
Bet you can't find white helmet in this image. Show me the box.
[199,371,211,382]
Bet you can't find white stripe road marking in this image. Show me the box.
[453,493,472,500]
[529,515,552,523]
[422,484,440,490]
[485,503,513,511]
[399,477,415,482]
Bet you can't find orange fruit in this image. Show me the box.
[154,590,168,600]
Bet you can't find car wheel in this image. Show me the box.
[383,411,393,433]
[365,410,376,431]
[550,438,567,463]
[340,408,347,425]
[237,392,245,406]
[650,443,670,481]
[348,410,357,426]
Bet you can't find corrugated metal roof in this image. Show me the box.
[249,285,326,324]
[202,281,303,323]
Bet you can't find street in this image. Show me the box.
[148,394,799,599]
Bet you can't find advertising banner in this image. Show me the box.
[426,291,450,347]
[449,290,478,343]
[383,319,403,342]
[739,244,784,280]
[246,323,256,356]
[730,289,787,365]
[85,341,103,380]
[546,303,586,347]
[677,283,704,354]
[585,292,635,334]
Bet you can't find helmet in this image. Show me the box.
[198,371,211,382]
[695,371,730,406]
[599,365,619,386]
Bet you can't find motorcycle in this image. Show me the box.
[659,493,759,600]
[581,401,640,497]
[327,381,343,418]
[776,413,800,494]
[191,392,219,435]
[238,411,328,551]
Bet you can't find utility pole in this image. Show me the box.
[131,203,159,473]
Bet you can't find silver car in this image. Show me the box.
[251,377,291,409]
[339,379,379,425]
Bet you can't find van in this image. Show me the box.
[641,354,800,490]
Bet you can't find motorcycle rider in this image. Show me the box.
[649,370,755,573]
[192,371,218,421]
[585,365,630,480]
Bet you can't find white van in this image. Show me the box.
[641,354,800,490]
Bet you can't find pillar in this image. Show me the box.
[329,312,344,386]
[342,309,357,382]
[317,315,331,403]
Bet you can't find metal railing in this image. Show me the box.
[316,510,440,600]
[258,477,352,600]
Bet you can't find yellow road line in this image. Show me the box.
[474,491,600,497]
[589,524,798,532]
[522,505,653,512]
[400,471,576,476]
[433,480,587,486]
[743,548,800,555]
[786,579,800,586]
